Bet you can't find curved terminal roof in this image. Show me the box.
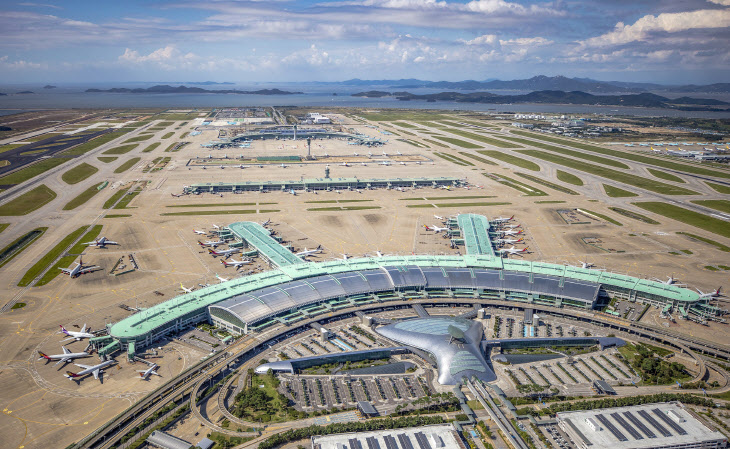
[376,317,495,384]
[254,347,408,374]
[109,252,702,341]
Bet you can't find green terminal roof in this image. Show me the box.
[457,214,495,256]
[227,221,305,268]
[109,251,702,341]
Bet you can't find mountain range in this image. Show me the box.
[85,85,301,95]
[334,75,730,94]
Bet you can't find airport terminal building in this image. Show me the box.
[102,217,718,359]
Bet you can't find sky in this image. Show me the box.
[0,0,729,85]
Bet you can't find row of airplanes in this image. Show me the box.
[423,214,529,256]
[39,325,160,383]
[58,236,120,278]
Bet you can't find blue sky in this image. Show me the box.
[0,0,728,84]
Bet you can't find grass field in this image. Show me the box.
[633,202,730,238]
[603,184,638,198]
[124,135,153,144]
[408,201,511,208]
[690,200,730,214]
[676,232,730,252]
[102,144,137,155]
[402,195,496,201]
[62,131,128,156]
[0,227,47,270]
[61,162,98,184]
[458,152,497,165]
[499,135,630,169]
[516,173,579,195]
[0,184,56,216]
[114,157,141,174]
[580,209,622,226]
[478,150,540,171]
[608,207,660,224]
[161,209,280,216]
[0,158,67,186]
[305,200,373,204]
[535,200,566,204]
[422,138,448,148]
[97,156,118,163]
[647,168,685,183]
[104,214,132,218]
[434,152,474,166]
[517,150,699,195]
[63,182,106,210]
[484,173,547,196]
[705,181,730,194]
[556,170,583,186]
[356,111,448,121]
[167,202,259,207]
[18,225,88,286]
[0,223,8,233]
[432,135,482,149]
[103,188,130,209]
[511,129,730,179]
[162,132,174,139]
[37,225,103,286]
[438,127,521,148]
[20,149,47,156]
[142,142,161,153]
[398,138,428,147]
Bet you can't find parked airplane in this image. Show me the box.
[261,218,271,227]
[221,258,253,269]
[280,163,287,168]
[215,274,229,283]
[501,224,521,229]
[498,229,523,236]
[171,193,184,198]
[423,225,449,233]
[580,261,594,269]
[137,364,162,380]
[296,245,323,258]
[697,287,722,299]
[496,237,523,244]
[212,224,221,230]
[38,347,91,366]
[493,215,515,223]
[59,324,94,342]
[193,229,207,235]
[198,239,226,248]
[497,246,528,255]
[85,236,118,248]
[59,256,100,278]
[179,283,194,293]
[207,247,241,258]
[434,215,445,221]
[65,360,115,382]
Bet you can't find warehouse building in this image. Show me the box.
[557,401,727,449]
[312,423,466,449]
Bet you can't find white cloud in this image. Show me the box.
[706,0,730,5]
[18,2,62,10]
[118,46,198,70]
[461,34,497,45]
[582,9,730,47]
[499,37,553,47]
[0,55,45,69]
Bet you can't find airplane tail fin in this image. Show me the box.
[38,351,50,360]
[517,238,524,243]
[221,260,229,266]
[510,215,514,220]
[59,325,69,335]
[316,245,322,250]
[207,248,216,254]
[198,241,205,246]
[65,371,80,379]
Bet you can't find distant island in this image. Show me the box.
[43,85,57,89]
[16,91,34,94]
[352,89,729,111]
[85,85,302,95]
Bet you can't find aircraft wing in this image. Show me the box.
[92,368,100,380]
[62,347,72,354]
[75,363,94,370]
[78,266,100,274]
[106,241,118,245]
[55,357,70,366]
[59,268,71,274]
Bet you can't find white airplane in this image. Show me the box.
[171,193,184,198]
[501,224,521,229]
[59,256,100,278]
[215,274,229,283]
[280,163,287,168]
[499,229,523,236]
[423,225,449,233]
[434,215,445,221]
[207,247,241,258]
[198,239,226,248]
[59,324,94,342]
[179,283,194,293]
[339,253,351,260]
[497,246,528,255]
[136,364,162,380]
[579,261,594,269]
[261,218,271,227]
[221,258,253,269]
[65,360,115,382]
[379,161,390,166]
[212,224,221,230]
[38,347,91,366]
[296,245,323,258]
[193,229,207,235]
[697,287,722,299]
[85,236,118,248]
[496,237,524,244]
[341,162,350,167]
[493,215,515,223]
[353,152,359,156]
[371,250,392,257]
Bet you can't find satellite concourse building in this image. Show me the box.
[556,401,727,449]
[311,423,466,449]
